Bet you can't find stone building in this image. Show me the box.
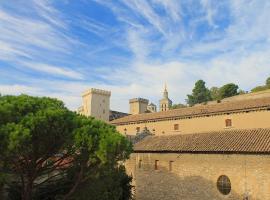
[129,98,149,115]
[111,97,270,136]
[78,88,111,121]
[78,88,129,122]
[126,129,270,200]
[159,84,172,112]
[110,93,270,200]
[147,102,157,113]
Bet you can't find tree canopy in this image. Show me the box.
[0,95,132,200]
[186,80,212,106]
[210,87,220,101]
[251,77,270,92]
[170,104,187,109]
[218,83,239,99]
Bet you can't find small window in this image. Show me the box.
[174,124,179,130]
[169,161,173,171]
[139,160,142,168]
[136,127,140,133]
[217,175,231,195]
[103,109,105,114]
[124,128,127,134]
[103,99,105,103]
[225,119,232,127]
[154,160,159,170]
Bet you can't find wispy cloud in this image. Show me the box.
[22,62,84,80]
[0,0,270,112]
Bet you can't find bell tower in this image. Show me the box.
[159,84,172,112]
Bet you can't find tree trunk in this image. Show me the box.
[62,166,84,200]
[22,180,33,200]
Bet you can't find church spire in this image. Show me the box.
[163,83,168,99]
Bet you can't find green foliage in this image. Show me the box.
[218,83,239,99]
[187,80,212,106]
[251,77,270,92]
[210,87,220,100]
[71,165,133,200]
[0,95,132,200]
[170,104,187,109]
[251,85,268,93]
[238,89,246,95]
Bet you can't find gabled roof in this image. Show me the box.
[111,97,270,125]
[133,128,270,154]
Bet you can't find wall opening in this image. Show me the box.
[155,160,159,170]
[225,119,232,127]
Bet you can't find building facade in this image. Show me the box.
[78,88,111,121]
[110,93,270,200]
[129,98,149,115]
[147,103,157,113]
[124,129,270,200]
[112,97,270,136]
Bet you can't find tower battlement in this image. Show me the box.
[82,88,111,97]
[129,98,149,104]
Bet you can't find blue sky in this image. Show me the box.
[0,0,270,112]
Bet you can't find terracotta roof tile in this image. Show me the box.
[133,128,270,154]
[111,97,270,125]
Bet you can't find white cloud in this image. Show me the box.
[0,84,42,96]
[1,0,270,114]
[22,62,84,80]
[32,0,67,28]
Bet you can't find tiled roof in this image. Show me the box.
[133,128,270,154]
[111,97,270,125]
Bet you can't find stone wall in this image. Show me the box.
[125,153,270,200]
[117,110,270,136]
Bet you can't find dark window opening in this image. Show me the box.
[139,160,142,168]
[155,160,159,170]
[217,175,231,195]
[174,124,179,130]
[225,119,232,127]
[136,127,140,132]
[169,161,173,171]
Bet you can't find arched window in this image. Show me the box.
[217,175,231,195]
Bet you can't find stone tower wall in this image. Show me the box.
[82,88,111,121]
